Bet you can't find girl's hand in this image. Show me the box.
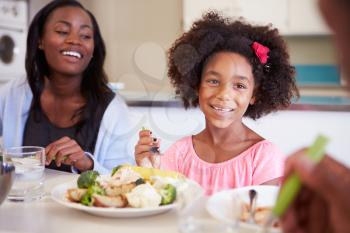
[45,136,93,172]
[134,129,161,168]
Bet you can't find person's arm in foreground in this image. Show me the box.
[281,149,350,233]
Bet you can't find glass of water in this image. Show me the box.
[178,195,239,233]
[3,146,45,201]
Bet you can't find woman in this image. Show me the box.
[0,0,134,173]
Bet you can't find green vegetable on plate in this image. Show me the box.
[159,184,177,205]
[80,183,105,206]
[111,165,123,176]
[77,170,100,189]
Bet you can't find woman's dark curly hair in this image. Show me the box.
[26,0,112,123]
[168,11,299,120]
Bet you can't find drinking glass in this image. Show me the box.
[3,146,45,201]
[178,195,240,233]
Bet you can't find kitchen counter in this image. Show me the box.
[119,91,350,112]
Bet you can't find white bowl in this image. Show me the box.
[206,185,281,233]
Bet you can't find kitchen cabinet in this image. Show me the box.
[288,0,329,35]
[182,0,330,35]
[232,0,289,33]
[183,0,234,31]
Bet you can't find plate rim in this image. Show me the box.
[50,178,177,216]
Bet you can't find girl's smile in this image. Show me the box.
[199,52,255,128]
[209,104,234,119]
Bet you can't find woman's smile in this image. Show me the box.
[61,50,83,60]
[40,6,94,76]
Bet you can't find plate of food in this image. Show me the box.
[51,165,203,218]
[206,185,281,233]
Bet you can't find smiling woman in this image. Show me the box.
[0,0,134,174]
[39,5,94,77]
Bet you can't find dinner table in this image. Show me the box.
[0,169,182,233]
[0,169,260,233]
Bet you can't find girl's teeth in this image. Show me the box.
[213,106,232,112]
[62,51,82,59]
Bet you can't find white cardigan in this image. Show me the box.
[0,76,135,174]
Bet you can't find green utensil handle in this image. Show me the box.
[272,135,329,217]
[273,174,301,217]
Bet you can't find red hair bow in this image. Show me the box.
[252,42,269,64]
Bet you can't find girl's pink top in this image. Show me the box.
[160,136,285,195]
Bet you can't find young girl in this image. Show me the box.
[135,12,299,194]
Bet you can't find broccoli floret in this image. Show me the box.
[80,191,93,206]
[80,183,105,206]
[111,165,124,176]
[159,184,177,205]
[77,170,100,189]
[90,183,105,195]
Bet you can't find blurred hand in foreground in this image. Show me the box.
[281,150,350,233]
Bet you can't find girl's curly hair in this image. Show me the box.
[168,11,299,120]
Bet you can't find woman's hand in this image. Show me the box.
[281,150,350,233]
[45,136,93,172]
[134,129,160,168]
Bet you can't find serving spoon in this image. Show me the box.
[248,189,257,224]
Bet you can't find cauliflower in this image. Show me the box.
[126,183,162,208]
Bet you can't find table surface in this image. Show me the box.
[0,169,182,233]
[0,169,260,233]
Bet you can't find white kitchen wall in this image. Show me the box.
[82,0,336,94]
[1,107,348,167]
[128,106,350,167]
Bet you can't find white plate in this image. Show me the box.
[51,178,177,218]
[206,185,281,233]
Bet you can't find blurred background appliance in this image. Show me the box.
[0,0,28,85]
